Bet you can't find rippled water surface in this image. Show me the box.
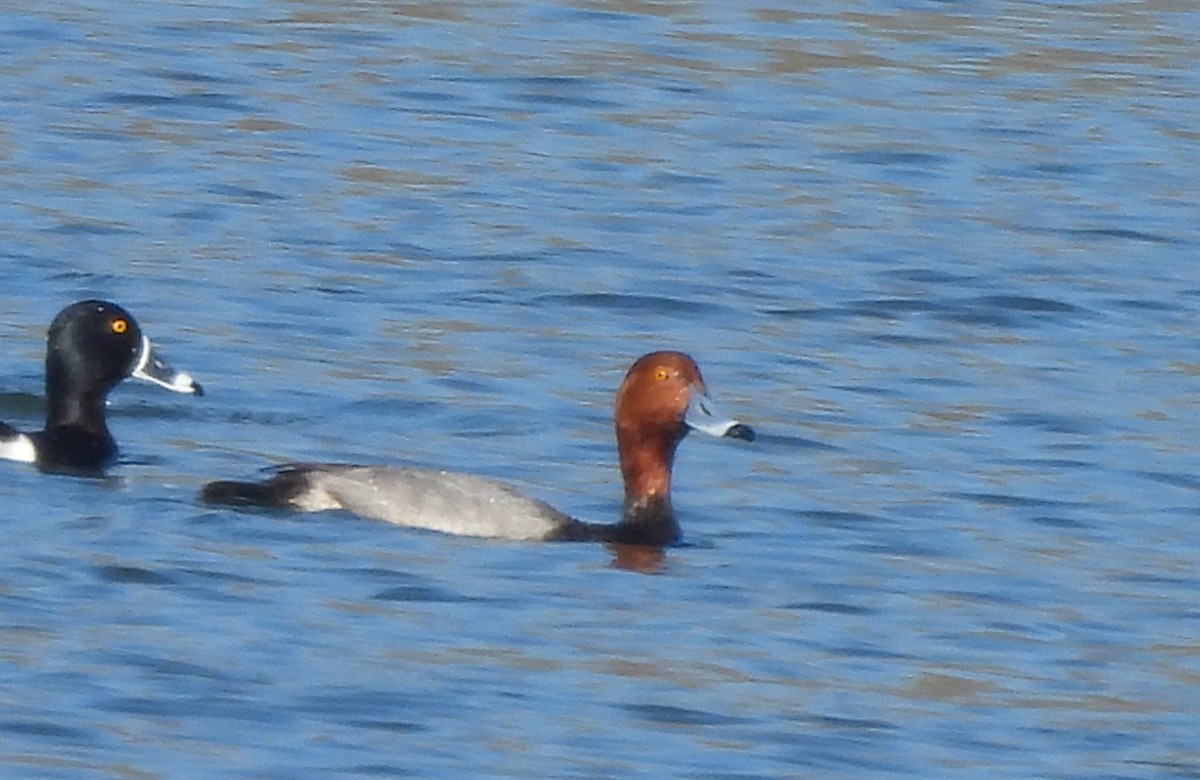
[2,1,1199,777]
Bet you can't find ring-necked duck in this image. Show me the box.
[201,351,753,546]
[0,300,203,473]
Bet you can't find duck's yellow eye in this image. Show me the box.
[110,318,128,334]
[654,367,669,381]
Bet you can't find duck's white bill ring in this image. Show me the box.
[131,335,203,395]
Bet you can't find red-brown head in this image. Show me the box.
[613,351,753,535]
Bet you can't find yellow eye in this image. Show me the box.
[110,318,128,334]
[654,367,669,381]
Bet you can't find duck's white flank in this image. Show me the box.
[0,432,38,464]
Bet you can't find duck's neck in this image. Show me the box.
[615,424,683,546]
[45,369,109,434]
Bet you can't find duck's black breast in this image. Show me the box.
[30,427,117,473]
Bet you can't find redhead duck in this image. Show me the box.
[1,300,203,473]
[200,351,753,546]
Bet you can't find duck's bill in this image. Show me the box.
[684,384,755,441]
[131,335,204,396]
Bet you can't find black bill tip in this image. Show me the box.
[724,423,755,442]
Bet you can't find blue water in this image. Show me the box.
[2,2,1199,778]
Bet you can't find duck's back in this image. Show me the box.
[207,464,575,541]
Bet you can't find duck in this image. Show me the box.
[200,351,753,546]
[0,300,203,473]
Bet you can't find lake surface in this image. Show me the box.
[1,1,1198,777]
